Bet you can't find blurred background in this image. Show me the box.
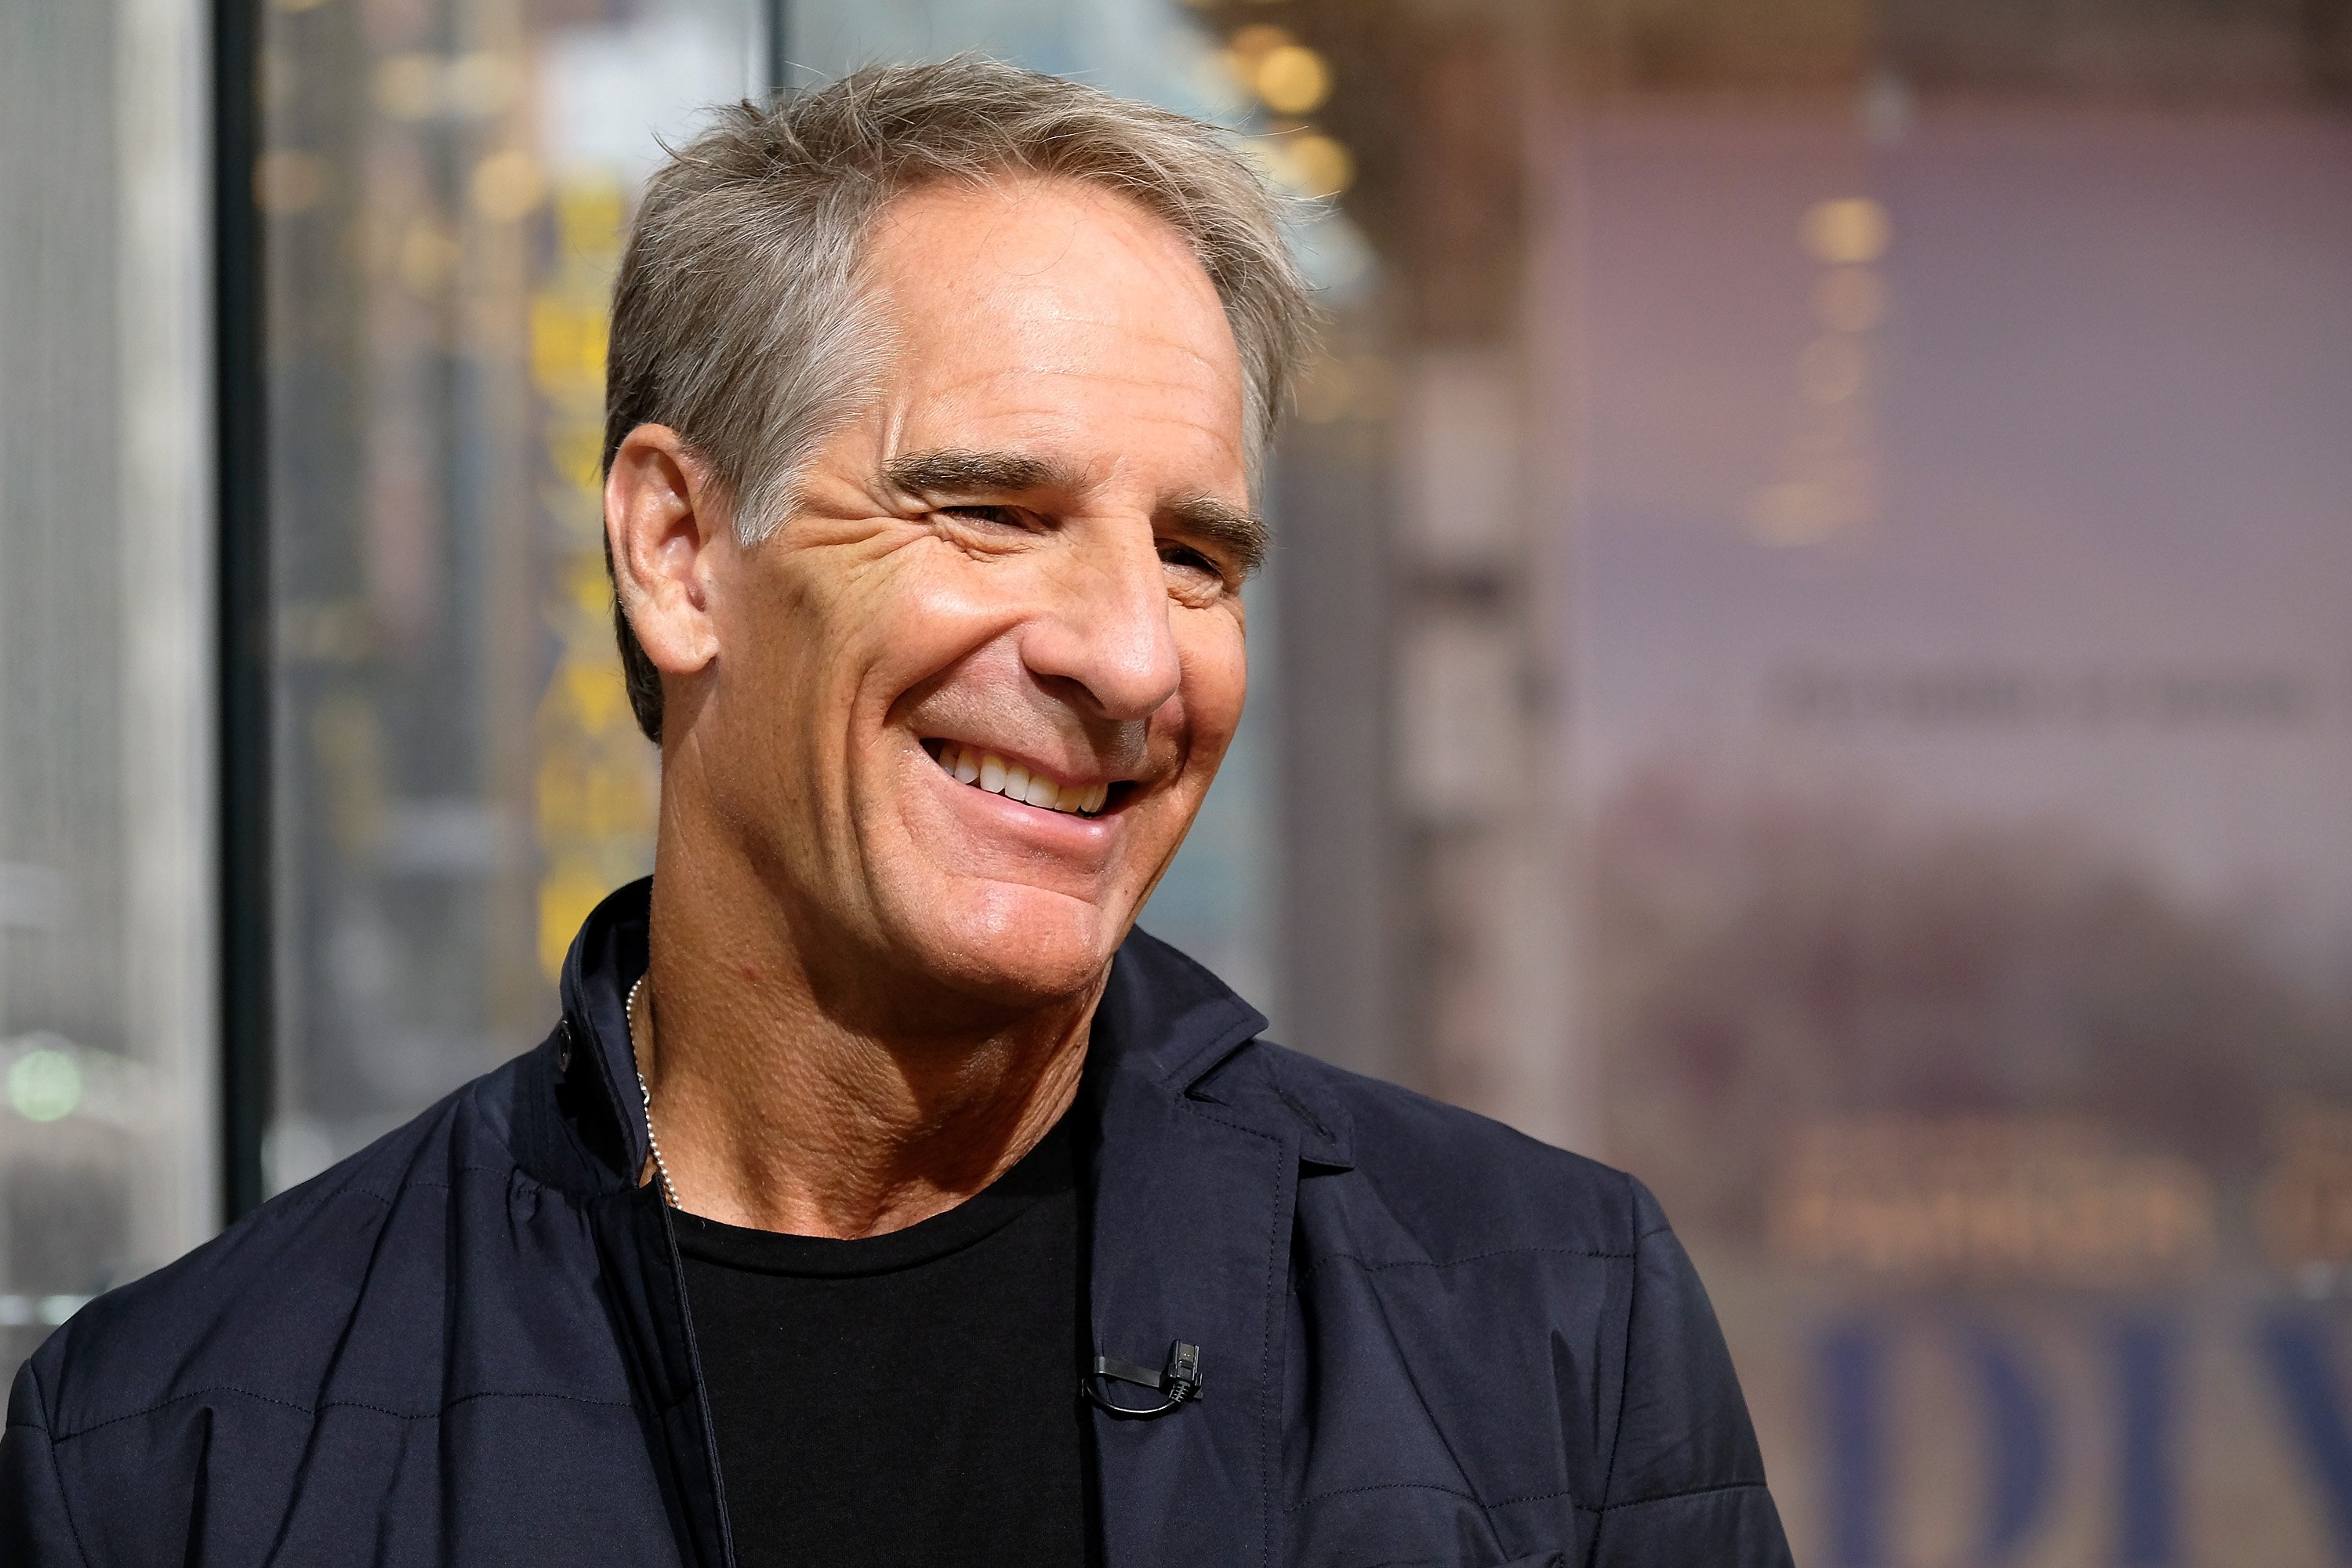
[6,0,2352,1559]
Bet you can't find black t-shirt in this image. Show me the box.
[672,1120,1094,1568]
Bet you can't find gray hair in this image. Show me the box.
[602,55,1316,742]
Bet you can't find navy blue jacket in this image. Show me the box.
[2,883,1791,1566]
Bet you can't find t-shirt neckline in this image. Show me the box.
[670,1118,1073,1279]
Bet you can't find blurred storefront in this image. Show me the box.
[5,0,2352,1560]
[249,0,768,1194]
[0,0,216,1379]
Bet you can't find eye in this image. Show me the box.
[939,503,1040,531]
[1159,542,1222,576]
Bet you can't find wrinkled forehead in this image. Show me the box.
[857,175,1250,481]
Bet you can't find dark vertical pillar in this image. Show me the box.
[1964,1326,2055,1563]
[2258,1312,2352,1559]
[766,0,791,98]
[213,0,272,1222]
[2112,1319,2178,1565]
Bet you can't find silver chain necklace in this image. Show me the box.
[627,975,681,1209]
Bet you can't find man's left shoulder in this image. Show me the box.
[1200,1036,1662,1259]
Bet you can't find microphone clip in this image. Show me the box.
[1082,1339,1203,1419]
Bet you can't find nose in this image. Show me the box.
[1021,519,1183,723]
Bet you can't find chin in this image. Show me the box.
[902,880,1129,1009]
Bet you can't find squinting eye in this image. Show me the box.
[942,504,1031,528]
[1160,544,1220,576]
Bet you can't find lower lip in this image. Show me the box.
[920,754,1121,851]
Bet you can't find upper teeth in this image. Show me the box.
[936,742,1109,816]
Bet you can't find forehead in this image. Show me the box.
[858,174,1248,478]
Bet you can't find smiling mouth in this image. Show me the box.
[923,739,1118,818]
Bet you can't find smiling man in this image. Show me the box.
[2,59,1790,1568]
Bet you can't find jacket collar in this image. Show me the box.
[553,877,656,1186]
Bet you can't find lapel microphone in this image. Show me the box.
[1081,1340,1203,1418]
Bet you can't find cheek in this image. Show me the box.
[723,544,1002,732]
[1174,617,1250,763]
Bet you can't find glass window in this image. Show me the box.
[0,0,215,1374]
[256,0,764,1188]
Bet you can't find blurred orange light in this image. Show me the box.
[1229,24,1294,60]
[1802,197,1891,265]
[470,150,545,220]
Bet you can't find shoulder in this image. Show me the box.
[1199,1036,1666,1261]
[16,1051,545,1444]
[1223,1042,1781,1532]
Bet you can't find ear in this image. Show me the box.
[606,424,729,681]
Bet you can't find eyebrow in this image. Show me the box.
[884,448,1072,497]
[883,447,1269,579]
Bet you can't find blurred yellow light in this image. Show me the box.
[531,296,610,394]
[274,0,333,12]
[1801,197,1890,265]
[374,53,440,120]
[1813,265,1886,332]
[556,180,626,260]
[471,150,545,221]
[539,867,612,981]
[1254,45,1331,114]
[1287,132,1354,198]
[252,150,327,213]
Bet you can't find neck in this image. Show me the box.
[633,847,1100,1240]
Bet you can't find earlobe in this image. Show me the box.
[606,424,724,677]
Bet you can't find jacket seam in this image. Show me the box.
[48,1385,635,1443]
[1286,1479,1609,1515]
[1492,1486,1599,1511]
[1582,1173,1646,1568]
[1595,1479,1769,1513]
[19,1360,96,1567]
[1265,1080,1339,1146]
[1285,1479,1483,1511]
[1301,1245,1636,1276]
[251,1164,522,1220]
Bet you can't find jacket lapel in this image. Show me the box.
[1083,935,1298,1568]
[553,882,735,1568]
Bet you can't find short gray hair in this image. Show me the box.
[603,55,1316,742]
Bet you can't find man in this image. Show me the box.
[2,59,1791,1567]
